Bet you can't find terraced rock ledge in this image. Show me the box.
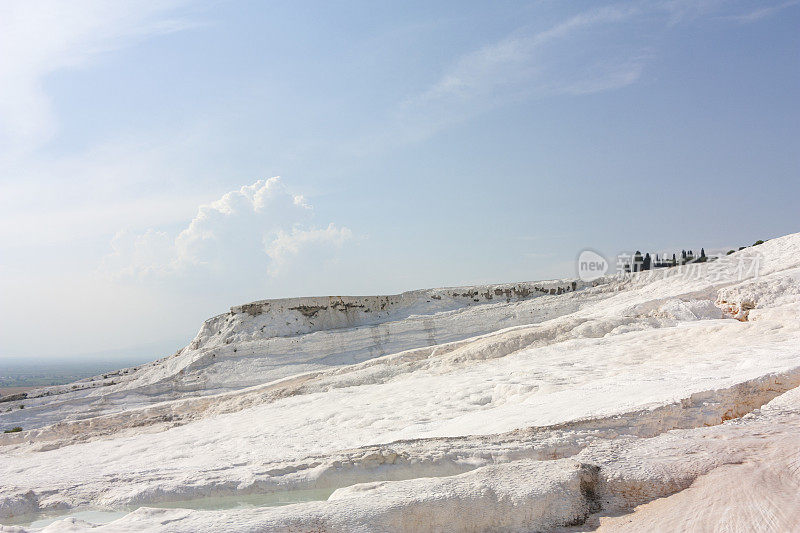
[1,234,799,531]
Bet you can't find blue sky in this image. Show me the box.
[1,0,798,361]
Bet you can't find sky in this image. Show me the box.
[0,0,798,362]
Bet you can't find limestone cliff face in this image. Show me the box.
[189,280,585,351]
[9,278,592,425]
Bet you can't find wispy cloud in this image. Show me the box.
[657,0,799,25]
[726,0,800,23]
[378,0,795,146]
[0,0,197,160]
[657,0,729,25]
[389,5,645,144]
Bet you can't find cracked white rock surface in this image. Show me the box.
[1,234,799,532]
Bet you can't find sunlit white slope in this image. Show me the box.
[0,232,798,532]
[0,280,588,431]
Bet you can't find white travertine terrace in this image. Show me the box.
[1,233,799,532]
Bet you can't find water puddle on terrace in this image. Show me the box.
[6,488,335,529]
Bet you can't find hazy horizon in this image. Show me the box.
[0,235,785,363]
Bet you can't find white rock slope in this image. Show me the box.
[1,233,799,532]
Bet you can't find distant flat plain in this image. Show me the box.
[0,359,148,397]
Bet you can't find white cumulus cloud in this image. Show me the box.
[266,223,354,276]
[101,177,353,284]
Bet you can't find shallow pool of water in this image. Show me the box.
[6,488,335,529]
[20,510,129,529]
[147,488,335,511]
